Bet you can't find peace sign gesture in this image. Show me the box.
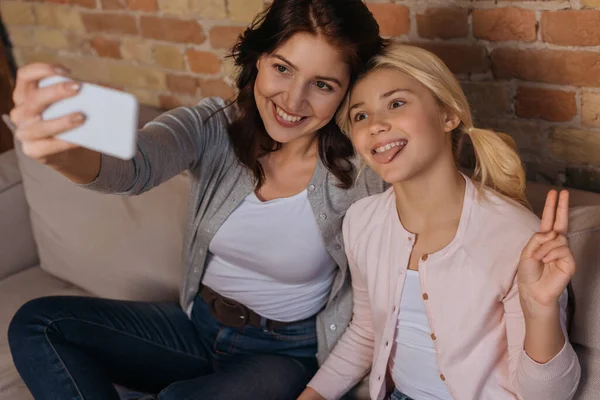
[518,190,576,314]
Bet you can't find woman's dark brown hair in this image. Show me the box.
[227,0,384,189]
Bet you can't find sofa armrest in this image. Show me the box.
[0,148,39,279]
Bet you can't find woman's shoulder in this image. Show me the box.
[190,96,238,126]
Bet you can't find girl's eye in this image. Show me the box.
[315,81,333,91]
[354,113,367,122]
[275,64,288,73]
[391,100,405,109]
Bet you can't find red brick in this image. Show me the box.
[515,87,577,122]
[417,44,489,74]
[367,3,410,37]
[492,48,600,87]
[542,10,600,46]
[90,37,121,59]
[140,17,205,44]
[101,0,126,9]
[186,50,221,74]
[417,8,468,39]
[32,0,97,7]
[473,8,537,42]
[199,79,236,100]
[462,82,511,117]
[166,74,199,95]
[82,13,138,35]
[128,0,157,12]
[70,0,96,7]
[209,26,244,50]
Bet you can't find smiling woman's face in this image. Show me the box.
[254,33,350,144]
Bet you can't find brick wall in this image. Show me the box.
[1,0,600,191]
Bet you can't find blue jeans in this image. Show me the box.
[8,294,318,400]
[390,389,413,400]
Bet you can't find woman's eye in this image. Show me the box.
[391,100,405,109]
[275,64,288,73]
[316,81,333,91]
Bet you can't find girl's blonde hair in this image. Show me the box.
[338,43,528,207]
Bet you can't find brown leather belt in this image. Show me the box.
[200,286,299,330]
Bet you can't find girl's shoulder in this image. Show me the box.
[343,187,396,247]
[478,187,540,235]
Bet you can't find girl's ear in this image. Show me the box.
[442,109,461,133]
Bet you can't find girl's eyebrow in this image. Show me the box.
[349,88,414,112]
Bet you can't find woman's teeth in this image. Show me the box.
[374,140,407,154]
[276,105,303,123]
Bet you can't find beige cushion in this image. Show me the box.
[526,181,600,217]
[568,206,600,400]
[0,150,38,279]
[14,143,190,303]
[0,266,91,400]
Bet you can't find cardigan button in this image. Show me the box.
[431,333,437,341]
[422,293,429,300]
[440,374,446,381]
[421,254,429,261]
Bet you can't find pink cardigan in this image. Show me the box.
[309,178,580,400]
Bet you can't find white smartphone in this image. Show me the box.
[39,76,139,160]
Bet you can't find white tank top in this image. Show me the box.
[390,270,453,400]
[202,189,336,322]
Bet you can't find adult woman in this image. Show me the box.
[301,44,580,400]
[7,1,386,399]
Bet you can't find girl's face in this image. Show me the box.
[254,33,350,145]
[348,68,459,184]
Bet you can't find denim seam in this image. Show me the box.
[230,331,241,354]
[44,323,85,400]
[269,332,317,342]
[45,317,209,362]
[213,326,229,355]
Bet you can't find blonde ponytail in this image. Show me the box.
[338,43,529,207]
[466,127,528,207]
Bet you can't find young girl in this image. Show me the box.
[300,44,581,400]
[7,1,387,399]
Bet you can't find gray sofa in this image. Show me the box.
[1,106,600,399]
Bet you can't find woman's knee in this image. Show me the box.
[8,296,71,349]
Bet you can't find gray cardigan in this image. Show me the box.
[84,97,386,364]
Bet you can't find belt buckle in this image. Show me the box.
[216,298,249,328]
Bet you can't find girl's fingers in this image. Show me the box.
[540,190,558,233]
[521,231,557,260]
[533,235,568,261]
[553,190,570,235]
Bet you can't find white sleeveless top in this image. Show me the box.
[202,189,337,322]
[390,270,454,400]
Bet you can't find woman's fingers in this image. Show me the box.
[10,81,81,127]
[13,63,70,106]
[15,112,86,142]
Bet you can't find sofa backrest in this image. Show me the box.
[13,139,190,303]
[568,205,600,400]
